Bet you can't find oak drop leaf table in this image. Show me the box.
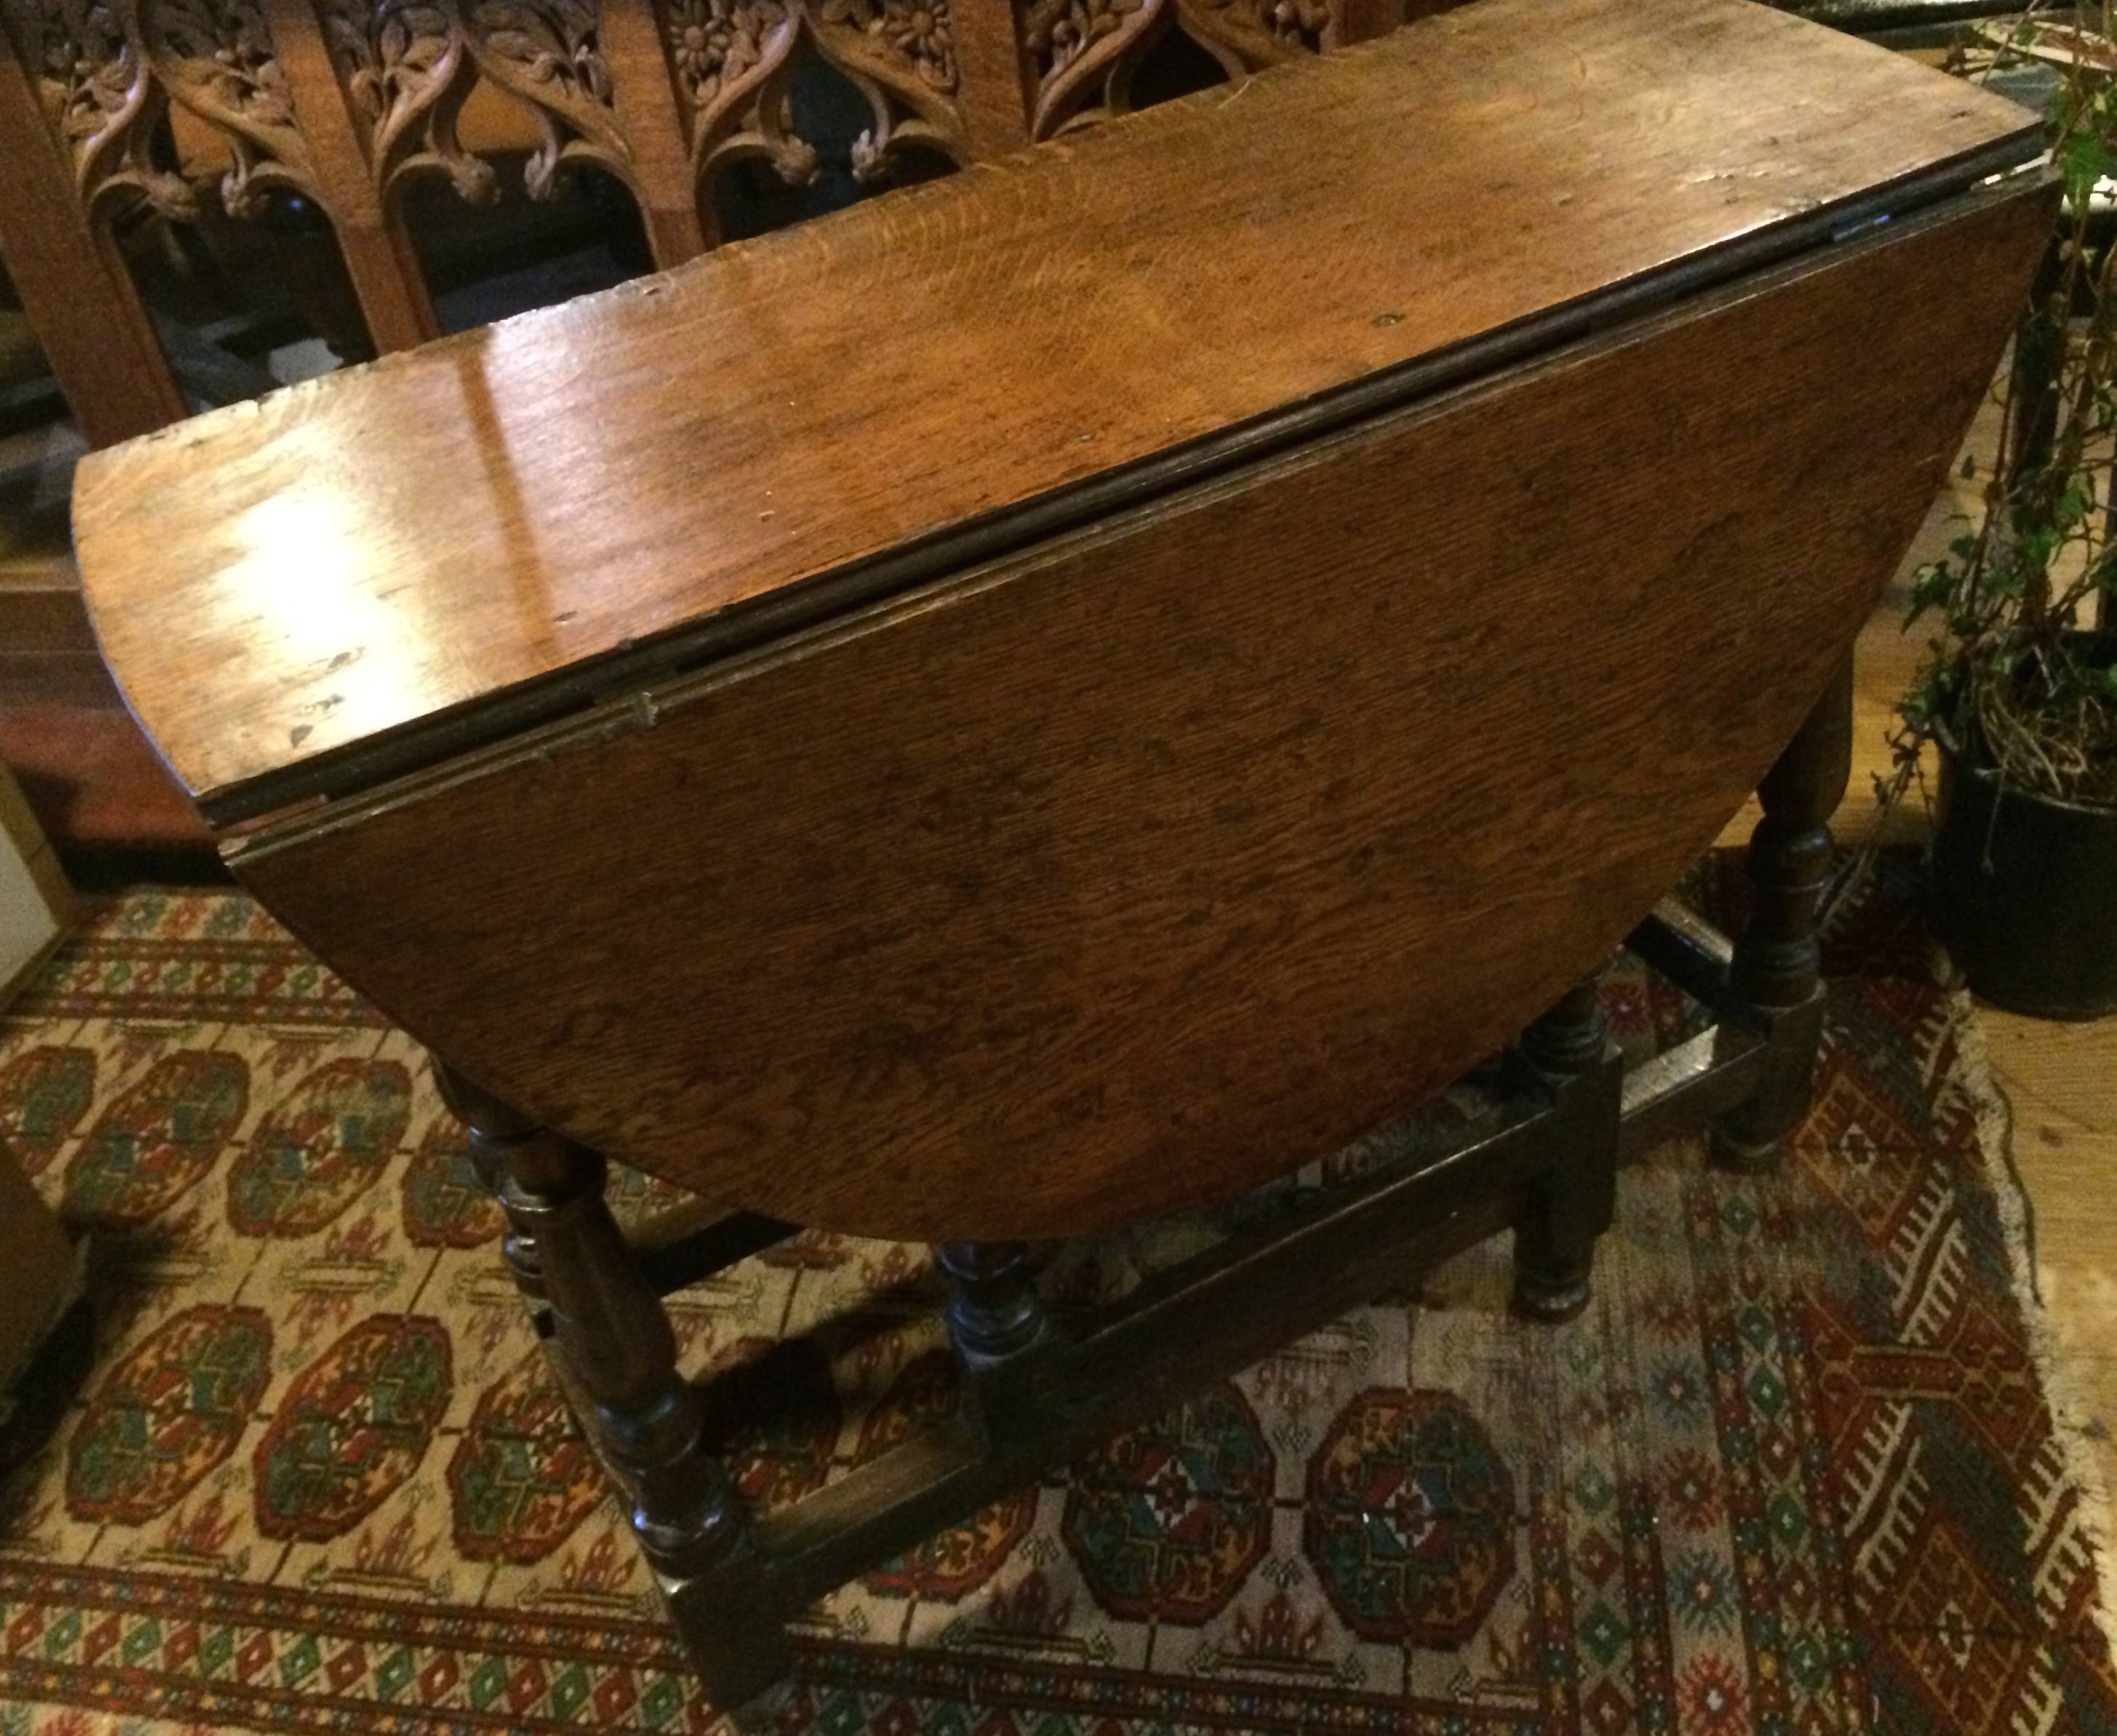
[72,0,2050,1703]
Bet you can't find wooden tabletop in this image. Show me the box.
[74,0,2036,818]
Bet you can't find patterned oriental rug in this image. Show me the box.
[0,859,2113,1736]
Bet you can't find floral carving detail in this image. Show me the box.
[660,0,814,184]
[461,0,629,200]
[1020,0,1150,78]
[1182,0,1328,61]
[658,0,968,211]
[137,0,320,215]
[664,0,787,108]
[146,0,293,129]
[1020,0,1164,139]
[820,0,953,92]
[320,0,495,201]
[468,0,611,107]
[4,0,131,167]
[0,0,191,214]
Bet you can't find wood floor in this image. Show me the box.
[1719,387,2117,1517]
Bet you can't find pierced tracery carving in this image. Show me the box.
[320,0,495,201]
[658,0,805,182]
[459,0,632,200]
[135,0,322,215]
[818,0,953,92]
[0,0,191,214]
[321,1,656,207]
[809,0,962,179]
[663,0,786,110]
[1020,0,1163,139]
[653,0,967,217]
[1179,0,1328,67]
[1021,0,1328,140]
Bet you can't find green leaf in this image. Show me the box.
[2061,475,2097,530]
[1906,563,1955,627]
[2062,130,2113,209]
[1961,453,1977,480]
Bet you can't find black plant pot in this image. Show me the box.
[1931,738,2117,1020]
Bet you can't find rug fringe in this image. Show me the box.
[1940,975,2117,1662]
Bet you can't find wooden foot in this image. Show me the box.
[1712,654,1851,1174]
[1512,974,1619,1323]
[435,1062,789,1703]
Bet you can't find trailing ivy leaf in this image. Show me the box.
[2061,129,2113,211]
[2062,475,2097,530]
[1887,38,2117,808]
[1907,562,1955,626]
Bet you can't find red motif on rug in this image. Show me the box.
[65,1303,273,1524]
[251,1314,453,1541]
[227,1058,412,1238]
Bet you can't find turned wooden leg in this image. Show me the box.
[1712,654,1852,1174]
[1512,972,1620,1324]
[434,1062,547,1302]
[435,1063,789,1704]
[935,1240,1049,1448]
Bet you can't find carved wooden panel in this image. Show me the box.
[0,0,191,214]
[310,3,632,207]
[1182,0,1332,68]
[1018,0,1384,141]
[0,0,191,439]
[315,0,493,201]
[457,3,631,196]
[652,0,972,233]
[0,0,1406,447]
[138,0,327,210]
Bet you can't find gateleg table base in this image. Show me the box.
[432,675,1851,1710]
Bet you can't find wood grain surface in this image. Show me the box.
[229,183,2055,1240]
[74,0,2037,813]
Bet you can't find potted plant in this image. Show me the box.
[1887,7,2117,1019]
